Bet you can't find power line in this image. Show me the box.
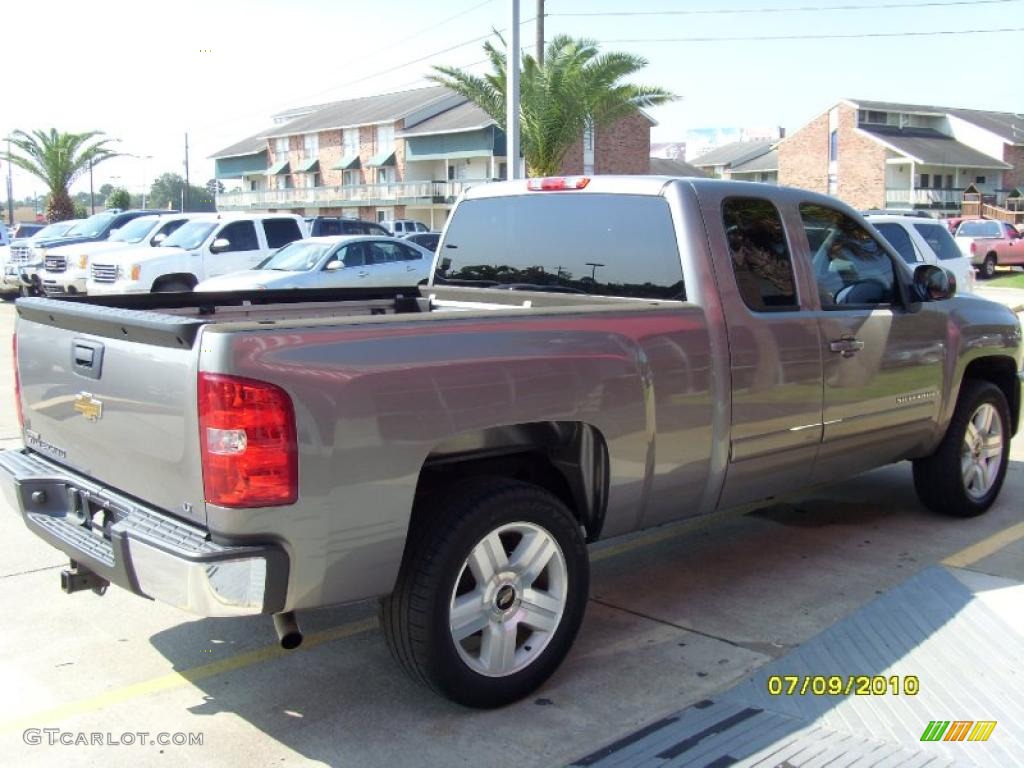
[598,26,1024,42]
[550,0,1020,17]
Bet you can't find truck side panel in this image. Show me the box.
[198,307,716,610]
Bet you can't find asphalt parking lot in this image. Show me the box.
[0,296,1022,767]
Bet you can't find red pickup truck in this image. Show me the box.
[954,218,1024,278]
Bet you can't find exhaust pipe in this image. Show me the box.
[272,611,303,650]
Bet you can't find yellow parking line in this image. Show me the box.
[0,617,377,735]
[942,521,1024,569]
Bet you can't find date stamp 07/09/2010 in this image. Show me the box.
[766,674,920,697]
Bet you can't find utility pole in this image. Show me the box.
[183,132,191,212]
[507,0,522,179]
[536,0,544,66]
[5,139,13,226]
[89,160,95,215]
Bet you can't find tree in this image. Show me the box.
[106,188,131,210]
[98,183,114,197]
[73,203,88,219]
[431,35,674,177]
[205,178,224,195]
[148,172,185,209]
[1,129,118,221]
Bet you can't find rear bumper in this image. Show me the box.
[0,449,288,616]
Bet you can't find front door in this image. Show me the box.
[798,203,946,484]
[204,220,263,279]
[710,195,825,509]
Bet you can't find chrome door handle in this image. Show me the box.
[358,270,369,277]
[830,338,865,357]
[406,265,417,271]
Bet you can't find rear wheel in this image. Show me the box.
[980,253,997,279]
[913,380,1010,517]
[381,478,588,708]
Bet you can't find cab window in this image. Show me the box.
[217,221,259,252]
[722,197,797,311]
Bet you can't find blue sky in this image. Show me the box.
[3,0,1022,202]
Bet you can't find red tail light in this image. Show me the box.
[527,176,590,191]
[12,335,23,430]
[198,373,297,508]
[970,241,976,254]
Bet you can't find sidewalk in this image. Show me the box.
[974,284,1024,314]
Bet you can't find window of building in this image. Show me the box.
[722,197,797,311]
[583,122,595,175]
[945,174,953,189]
[858,110,888,124]
[342,128,359,157]
[919,173,930,189]
[343,169,360,187]
[447,165,456,181]
[275,137,289,155]
[376,124,395,154]
[216,221,259,252]
[828,130,838,162]
[437,194,686,301]
[377,167,391,184]
[800,203,895,308]
[827,173,838,196]
[263,218,303,248]
[975,176,986,185]
[303,133,318,158]
[278,175,291,190]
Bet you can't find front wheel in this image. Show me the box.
[381,478,589,708]
[913,380,1010,517]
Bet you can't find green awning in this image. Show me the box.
[331,154,361,171]
[295,157,319,173]
[267,159,290,175]
[366,151,396,167]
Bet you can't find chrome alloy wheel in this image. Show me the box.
[449,522,568,678]
[961,403,1004,500]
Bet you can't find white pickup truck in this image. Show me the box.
[86,213,308,294]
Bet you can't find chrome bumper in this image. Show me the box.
[0,449,288,616]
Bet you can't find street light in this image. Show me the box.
[123,153,153,208]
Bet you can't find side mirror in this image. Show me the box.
[209,237,231,254]
[913,264,956,302]
[152,233,166,245]
[325,260,343,271]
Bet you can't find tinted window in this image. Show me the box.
[218,221,259,252]
[264,218,303,248]
[722,197,797,311]
[341,243,367,268]
[398,243,423,261]
[913,223,963,262]
[437,194,685,300]
[801,204,895,308]
[873,223,919,264]
[157,219,186,239]
[369,242,406,264]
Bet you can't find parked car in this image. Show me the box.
[86,213,308,294]
[2,220,82,297]
[305,216,390,237]
[864,214,975,293]
[953,218,1024,278]
[403,231,441,252]
[10,222,46,240]
[40,214,194,296]
[381,218,430,236]
[4,177,1020,709]
[196,236,434,291]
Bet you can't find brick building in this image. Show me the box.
[211,86,653,227]
[778,99,1022,213]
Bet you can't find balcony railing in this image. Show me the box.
[216,180,484,210]
[885,188,964,207]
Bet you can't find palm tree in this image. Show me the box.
[2,129,119,222]
[431,35,675,177]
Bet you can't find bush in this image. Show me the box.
[106,188,131,210]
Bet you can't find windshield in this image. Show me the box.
[32,221,76,240]
[162,221,217,250]
[66,212,116,238]
[109,216,158,243]
[259,241,333,271]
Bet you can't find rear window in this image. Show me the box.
[913,223,963,261]
[958,220,1001,238]
[873,223,919,264]
[437,194,685,300]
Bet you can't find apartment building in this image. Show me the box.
[212,86,654,227]
[778,99,1023,213]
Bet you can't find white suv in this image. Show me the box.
[865,214,976,294]
[86,213,308,294]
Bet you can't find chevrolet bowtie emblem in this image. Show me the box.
[73,393,103,422]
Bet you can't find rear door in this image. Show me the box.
[798,203,946,484]
[701,192,825,509]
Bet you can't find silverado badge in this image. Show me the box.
[73,393,104,422]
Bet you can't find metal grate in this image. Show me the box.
[44,256,66,273]
[90,264,118,283]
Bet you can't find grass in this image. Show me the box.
[985,271,1024,289]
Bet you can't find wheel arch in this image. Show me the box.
[962,355,1020,435]
[151,272,198,291]
[414,422,610,542]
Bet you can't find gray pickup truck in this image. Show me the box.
[2,177,1022,708]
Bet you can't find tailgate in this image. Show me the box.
[14,299,207,525]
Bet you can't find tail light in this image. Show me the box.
[970,242,976,255]
[198,373,297,508]
[12,335,23,430]
[527,176,590,191]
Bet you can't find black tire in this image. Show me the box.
[152,279,192,293]
[913,380,1010,517]
[381,477,589,708]
[980,254,997,280]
